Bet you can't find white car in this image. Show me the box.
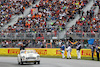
[17,50,40,65]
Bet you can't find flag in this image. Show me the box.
[59,50,63,53]
[69,41,78,44]
[88,39,95,45]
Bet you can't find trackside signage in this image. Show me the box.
[8,49,20,54]
[0,48,99,57]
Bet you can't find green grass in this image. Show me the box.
[0,55,99,61]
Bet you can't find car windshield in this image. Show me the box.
[20,51,25,53]
[26,50,34,53]
[20,50,37,54]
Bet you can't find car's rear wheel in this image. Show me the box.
[38,61,40,64]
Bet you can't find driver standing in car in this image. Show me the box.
[20,40,30,50]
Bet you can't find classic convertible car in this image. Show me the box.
[17,50,40,65]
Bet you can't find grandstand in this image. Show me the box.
[66,0,100,40]
[0,0,100,48]
[0,0,35,28]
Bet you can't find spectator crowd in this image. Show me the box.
[0,0,100,48]
[0,0,35,27]
[66,0,100,37]
[0,0,89,39]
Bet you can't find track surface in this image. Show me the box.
[0,57,100,67]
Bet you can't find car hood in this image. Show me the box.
[25,53,40,57]
[20,53,40,57]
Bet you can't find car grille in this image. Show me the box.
[26,57,36,59]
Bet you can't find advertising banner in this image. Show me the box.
[0,48,8,55]
[26,48,97,57]
[0,48,20,55]
[8,48,20,55]
[0,48,98,57]
[81,49,96,57]
[26,48,77,57]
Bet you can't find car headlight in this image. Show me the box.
[37,56,40,59]
[37,56,40,57]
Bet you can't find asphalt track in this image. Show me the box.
[0,57,100,67]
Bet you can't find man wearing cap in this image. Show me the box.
[76,42,81,59]
[66,45,72,59]
[60,43,65,59]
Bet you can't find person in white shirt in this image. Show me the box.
[66,45,72,59]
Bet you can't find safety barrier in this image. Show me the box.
[0,48,99,57]
[0,33,58,40]
[0,48,20,55]
[26,48,98,57]
[0,32,100,40]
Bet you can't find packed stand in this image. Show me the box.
[35,0,89,31]
[1,0,90,39]
[66,0,100,37]
[0,0,35,27]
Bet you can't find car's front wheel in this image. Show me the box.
[34,62,36,64]
[20,59,23,65]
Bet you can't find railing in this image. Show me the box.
[0,33,36,39]
[0,32,100,40]
[65,32,100,39]
[0,32,59,40]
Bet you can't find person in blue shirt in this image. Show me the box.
[60,43,65,59]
